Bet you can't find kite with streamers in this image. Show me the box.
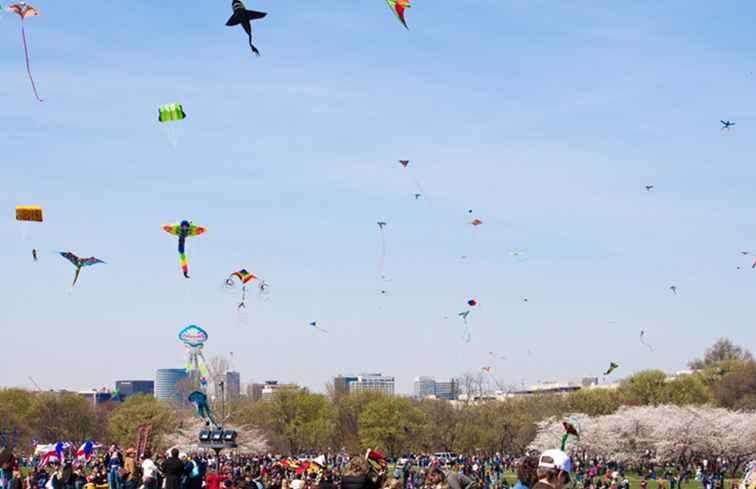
[398,160,425,200]
[385,0,411,29]
[188,390,218,428]
[603,361,619,376]
[179,325,209,387]
[309,321,328,334]
[225,269,264,309]
[59,252,105,287]
[162,220,206,278]
[640,330,654,351]
[458,310,471,343]
[6,3,43,102]
[561,418,580,451]
[377,221,388,279]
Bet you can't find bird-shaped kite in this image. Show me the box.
[721,120,735,130]
[6,3,43,102]
[645,185,654,192]
[162,220,206,278]
[561,419,580,451]
[414,193,422,200]
[59,252,105,287]
[226,0,267,56]
[386,0,411,29]
[603,361,619,376]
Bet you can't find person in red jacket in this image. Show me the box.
[206,469,226,489]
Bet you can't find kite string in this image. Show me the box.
[20,20,43,103]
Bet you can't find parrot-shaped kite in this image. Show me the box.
[59,252,105,287]
[162,220,206,278]
[386,0,411,29]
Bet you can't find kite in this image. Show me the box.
[561,418,580,451]
[365,449,387,484]
[669,285,677,294]
[603,361,619,376]
[6,3,43,102]
[226,0,267,56]
[309,321,328,334]
[399,160,409,168]
[59,252,105,287]
[740,251,751,256]
[414,193,422,200]
[645,185,654,192]
[458,310,471,343]
[481,366,493,374]
[385,0,411,29]
[32,249,38,261]
[721,120,735,130]
[489,351,506,360]
[162,220,206,278]
[470,218,482,226]
[467,299,478,307]
[15,206,43,222]
[377,221,388,278]
[640,330,654,351]
[158,103,186,123]
[398,160,426,201]
[179,325,209,387]
[225,269,260,309]
[188,391,218,428]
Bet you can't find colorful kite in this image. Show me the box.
[309,321,328,334]
[640,330,654,351]
[158,103,186,123]
[226,0,267,56]
[59,252,105,287]
[458,310,471,343]
[470,218,482,226]
[481,366,493,374]
[6,3,43,102]
[603,361,619,376]
[225,269,259,309]
[561,418,580,451]
[188,391,218,428]
[179,325,209,387]
[385,0,411,29]
[162,220,206,278]
[467,298,478,307]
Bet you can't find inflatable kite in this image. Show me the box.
[16,206,43,222]
[385,0,411,29]
[59,252,105,287]
[162,220,206,278]
[188,390,218,428]
[158,103,186,123]
[6,3,43,102]
[226,0,267,56]
[603,361,619,376]
[179,325,209,387]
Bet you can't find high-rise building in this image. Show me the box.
[335,373,395,395]
[247,381,298,401]
[155,368,188,404]
[78,390,113,406]
[247,383,265,401]
[115,380,154,399]
[413,377,437,398]
[225,371,241,401]
[435,379,459,401]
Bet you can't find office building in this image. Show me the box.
[435,379,459,400]
[413,377,437,398]
[155,368,188,404]
[115,380,154,399]
[78,389,113,406]
[247,381,298,401]
[335,373,395,395]
[225,371,241,401]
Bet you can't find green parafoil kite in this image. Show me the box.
[158,103,186,123]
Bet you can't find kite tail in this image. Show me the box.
[463,321,471,343]
[72,267,81,287]
[178,236,189,278]
[20,21,43,103]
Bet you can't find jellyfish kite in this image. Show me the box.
[188,391,218,428]
[386,0,411,29]
[59,252,105,287]
[603,361,619,376]
[6,3,43,102]
[162,220,206,278]
[179,325,210,387]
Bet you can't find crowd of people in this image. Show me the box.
[0,445,747,489]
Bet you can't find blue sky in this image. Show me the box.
[2,1,755,395]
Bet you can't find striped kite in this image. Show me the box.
[386,0,411,29]
[162,220,206,278]
[225,269,263,309]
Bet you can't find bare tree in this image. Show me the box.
[689,338,753,370]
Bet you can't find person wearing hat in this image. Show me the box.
[533,450,572,489]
